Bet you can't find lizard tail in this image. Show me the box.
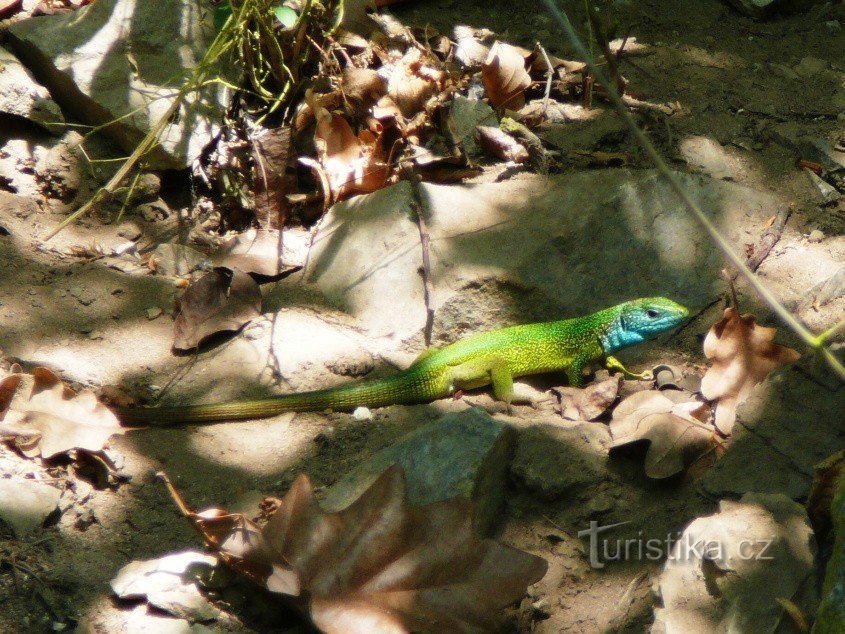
[115,370,437,426]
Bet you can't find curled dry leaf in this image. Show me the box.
[173,267,262,351]
[482,41,531,109]
[313,109,389,202]
[385,47,444,118]
[168,466,547,633]
[0,366,125,459]
[610,391,714,479]
[111,551,221,623]
[556,376,621,421]
[700,307,800,435]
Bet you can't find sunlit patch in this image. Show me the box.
[187,414,313,476]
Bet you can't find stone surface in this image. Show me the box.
[724,0,823,19]
[306,169,779,340]
[654,493,816,633]
[0,46,63,130]
[319,408,515,535]
[6,0,233,168]
[510,421,611,499]
[0,477,61,536]
[701,369,845,501]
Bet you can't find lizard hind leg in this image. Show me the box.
[448,355,517,404]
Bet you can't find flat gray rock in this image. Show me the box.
[654,493,816,633]
[319,408,514,535]
[0,46,63,131]
[0,477,61,537]
[510,421,611,499]
[700,369,845,501]
[6,0,232,168]
[307,170,779,340]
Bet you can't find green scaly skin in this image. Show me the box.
[117,297,689,426]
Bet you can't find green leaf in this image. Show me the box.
[273,5,299,29]
[214,3,233,31]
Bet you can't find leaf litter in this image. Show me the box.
[0,365,125,460]
[700,306,800,435]
[158,465,548,633]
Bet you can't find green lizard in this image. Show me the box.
[117,297,688,426]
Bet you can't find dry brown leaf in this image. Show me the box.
[610,391,714,479]
[556,376,621,421]
[482,41,531,109]
[342,67,388,114]
[251,125,295,229]
[170,466,547,633]
[700,307,800,435]
[0,367,125,459]
[173,267,262,351]
[314,110,389,202]
[385,48,444,118]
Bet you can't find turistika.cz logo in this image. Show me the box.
[577,520,775,569]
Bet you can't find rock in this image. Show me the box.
[306,170,780,340]
[725,0,825,19]
[808,228,826,242]
[679,136,742,181]
[319,408,514,535]
[700,370,845,501]
[448,96,497,159]
[535,110,627,154]
[654,493,815,633]
[212,228,308,277]
[807,266,845,305]
[826,20,843,34]
[805,170,840,205]
[150,243,211,277]
[5,0,234,168]
[511,421,611,499]
[0,46,63,131]
[0,477,61,536]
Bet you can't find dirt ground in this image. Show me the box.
[0,0,843,632]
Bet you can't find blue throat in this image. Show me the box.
[600,320,645,354]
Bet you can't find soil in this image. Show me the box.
[1,0,843,632]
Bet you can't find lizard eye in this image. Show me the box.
[646,309,659,319]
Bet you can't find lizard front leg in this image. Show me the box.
[605,355,652,381]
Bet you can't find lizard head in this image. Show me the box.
[603,297,689,352]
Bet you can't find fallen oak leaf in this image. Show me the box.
[164,466,547,633]
[173,267,262,351]
[482,41,531,109]
[314,110,389,202]
[555,376,621,420]
[700,307,800,435]
[111,550,222,623]
[610,391,714,479]
[0,367,125,459]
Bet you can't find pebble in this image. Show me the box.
[808,229,825,243]
[145,307,163,320]
[352,406,373,421]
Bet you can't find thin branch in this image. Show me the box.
[539,0,845,381]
